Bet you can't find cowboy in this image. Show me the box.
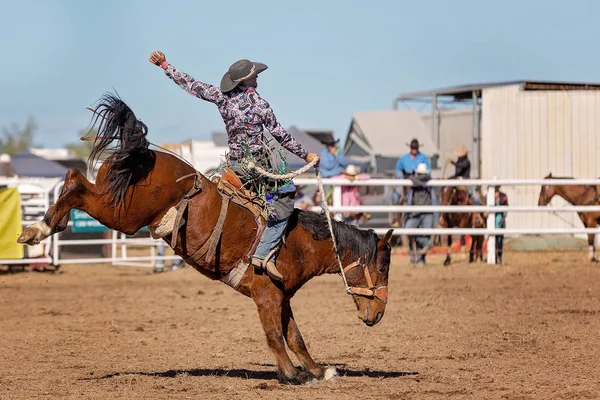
[403,163,435,264]
[149,51,319,282]
[391,138,431,227]
[448,145,470,179]
[395,138,431,177]
[446,145,484,226]
[318,137,348,178]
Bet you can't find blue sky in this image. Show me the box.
[1,0,599,148]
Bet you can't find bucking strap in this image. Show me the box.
[171,173,203,248]
[184,195,230,265]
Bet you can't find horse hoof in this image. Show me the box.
[18,221,51,246]
[443,258,451,266]
[279,370,315,385]
[17,228,41,246]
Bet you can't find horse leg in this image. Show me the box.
[587,233,597,262]
[254,290,311,384]
[282,300,334,381]
[18,169,95,245]
[469,237,475,263]
[444,234,452,266]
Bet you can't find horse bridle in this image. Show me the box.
[342,259,388,304]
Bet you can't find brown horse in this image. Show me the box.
[17,94,394,384]
[538,173,600,262]
[438,186,486,265]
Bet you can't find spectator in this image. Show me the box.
[0,154,17,177]
[403,163,435,264]
[448,145,471,179]
[494,185,508,264]
[314,137,348,205]
[333,165,371,226]
[392,138,431,227]
[447,145,484,227]
[395,138,431,178]
[319,137,348,178]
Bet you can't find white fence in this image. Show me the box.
[2,177,600,268]
[295,177,600,264]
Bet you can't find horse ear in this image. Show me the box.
[380,229,394,246]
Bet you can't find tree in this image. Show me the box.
[0,116,36,154]
[66,128,97,160]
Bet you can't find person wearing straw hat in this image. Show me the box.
[334,165,371,226]
[403,163,435,264]
[149,51,319,282]
[448,145,470,180]
[445,144,485,226]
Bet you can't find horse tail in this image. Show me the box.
[88,92,155,207]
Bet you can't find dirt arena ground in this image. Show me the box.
[2,250,600,399]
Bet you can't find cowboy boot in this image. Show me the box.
[265,260,284,282]
[251,257,284,282]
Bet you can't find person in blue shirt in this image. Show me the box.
[391,138,431,227]
[395,139,431,178]
[314,137,349,205]
[318,137,348,178]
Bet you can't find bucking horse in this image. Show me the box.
[17,94,394,385]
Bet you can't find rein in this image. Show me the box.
[249,158,387,304]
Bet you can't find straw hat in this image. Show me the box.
[453,145,468,158]
[0,154,11,164]
[344,165,360,176]
[415,163,429,174]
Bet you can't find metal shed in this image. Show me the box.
[395,80,600,231]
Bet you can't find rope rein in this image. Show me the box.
[248,157,351,293]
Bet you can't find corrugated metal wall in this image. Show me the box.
[481,85,600,231]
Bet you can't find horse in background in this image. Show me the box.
[439,185,486,265]
[538,173,600,262]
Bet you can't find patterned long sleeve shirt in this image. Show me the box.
[164,65,308,161]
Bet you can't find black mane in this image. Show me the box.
[87,93,155,207]
[296,210,380,264]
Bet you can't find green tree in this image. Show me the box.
[0,116,36,154]
[66,128,97,160]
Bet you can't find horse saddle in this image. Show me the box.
[216,167,266,222]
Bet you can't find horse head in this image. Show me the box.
[538,173,556,206]
[346,228,394,327]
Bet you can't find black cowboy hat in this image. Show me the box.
[321,137,340,146]
[406,138,423,149]
[220,59,268,93]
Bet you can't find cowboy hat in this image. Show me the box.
[321,136,340,146]
[415,163,429,174]
[406,138,423,149]
[220,59,268,93]
[453,145,468,158]
[344,165,360,176]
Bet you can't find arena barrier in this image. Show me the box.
[3,177,600,268]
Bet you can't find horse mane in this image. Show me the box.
[296,210,380,264]
[87,93,156,207]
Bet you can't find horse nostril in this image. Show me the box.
[374,311,383,324]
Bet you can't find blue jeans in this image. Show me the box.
[253,218,289,262]
[404,213,434,263]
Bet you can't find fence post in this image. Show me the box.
[486,183,496,264]
[332,185,342,220]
